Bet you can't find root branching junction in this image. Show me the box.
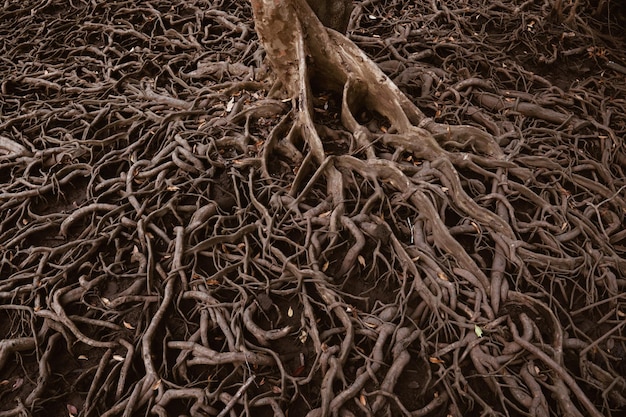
[1,1,625,416]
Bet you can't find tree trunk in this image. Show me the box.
[305,0,353,33]
[247,2,608,417]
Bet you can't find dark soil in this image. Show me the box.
[1,1,625,417]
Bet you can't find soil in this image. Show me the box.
[1,1,625,417]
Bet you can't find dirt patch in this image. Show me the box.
[1,1,625,416]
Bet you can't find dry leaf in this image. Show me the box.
[226,97,235,112]
[67,404,78,417]
[101,297,111,306]
[78,355,88,360]
[112,354,125,362]
[151,378,162,390]
[437,272,449,281]
[123,321,135,330]
[360,394,367,406]
[288,306,294,317]
[357,255,366,267]
[12,377,23,391]
[429,357,444,364]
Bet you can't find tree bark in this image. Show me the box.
[305,0,352,33]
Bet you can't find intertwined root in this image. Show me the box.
[248,0,622,416]
[2,1,625,416]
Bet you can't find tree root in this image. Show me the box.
[1,1,625,416]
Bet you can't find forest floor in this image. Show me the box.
[1,1,626,416]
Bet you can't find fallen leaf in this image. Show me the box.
[288,306,294,317]
[226,97,235,112]
[151,378,161,390]
[12,377,23,391]
[112,354,125,362]
[474,324,483,338]
[429,357,444,364]
[123,321,135,330]
[357,255,366,267]
[67,404,78,417]
[292,365,306,377]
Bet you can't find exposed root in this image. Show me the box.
[1,1,625,416]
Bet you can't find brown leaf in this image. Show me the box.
[11,377,23,391]
[67,404,78,416]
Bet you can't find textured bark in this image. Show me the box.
[305,0,352,33]
[250,0,502,162]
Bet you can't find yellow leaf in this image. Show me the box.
[151,379,161,390]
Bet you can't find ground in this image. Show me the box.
[0,1,625,417]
